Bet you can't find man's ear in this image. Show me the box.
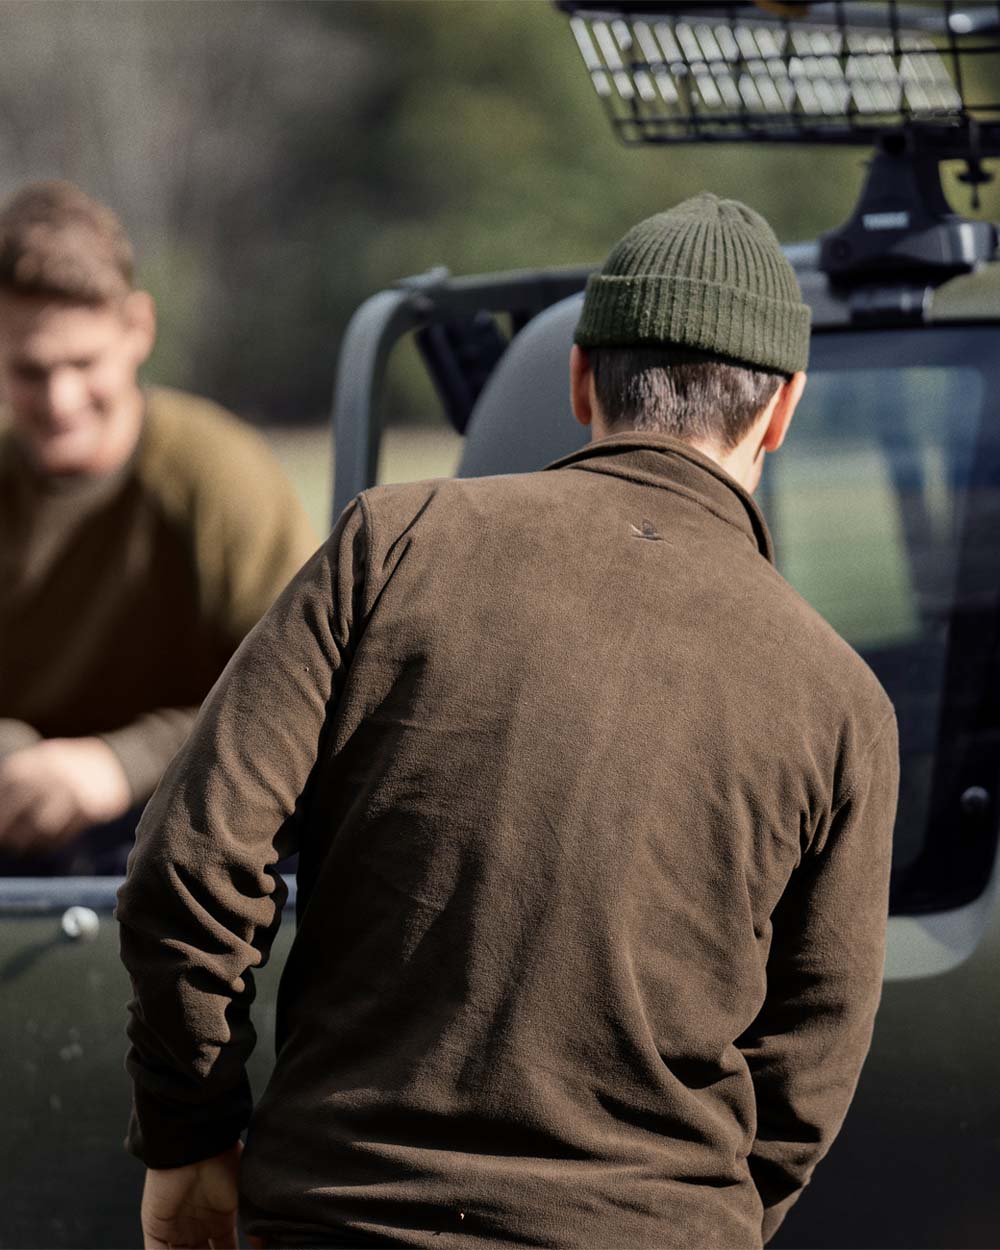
[123,290,157,367]
[761,370,806,452]
[570,344,594,428]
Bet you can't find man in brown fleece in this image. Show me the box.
[118,195,898,1250]
[0,181,316,874]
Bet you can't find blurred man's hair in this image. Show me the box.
[590,346,784,452]
[0,180,134,305]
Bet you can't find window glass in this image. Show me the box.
[760,332,988,876]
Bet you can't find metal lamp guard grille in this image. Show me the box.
[563,2,1000,149]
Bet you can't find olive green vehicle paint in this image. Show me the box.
[0,879,292,1249]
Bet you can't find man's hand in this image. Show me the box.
[141,1141,248,1250]
[0,736,131,855]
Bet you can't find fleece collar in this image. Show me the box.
[544,431,775,564]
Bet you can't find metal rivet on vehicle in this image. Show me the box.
[960,786,991,817]
[61,906,100,942]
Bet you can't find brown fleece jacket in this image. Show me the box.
[117,433,898,1250]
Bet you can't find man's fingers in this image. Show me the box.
[0,791,44,851]
[0,791,71,854]
[141,1212,238,1250]
[0,774,31,843]
[0,756,70,850]
[0,738,128,848]
[203,1210,240,1249]
[206,1222,239,1249]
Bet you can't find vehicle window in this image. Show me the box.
[765,366,980,649]
[760,327,992,883]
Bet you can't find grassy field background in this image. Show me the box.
[265,424,462,538]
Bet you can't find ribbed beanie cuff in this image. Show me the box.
[575,194,810,375]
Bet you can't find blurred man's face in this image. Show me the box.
[0,291,154,476]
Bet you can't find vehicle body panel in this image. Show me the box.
[0,878,292,1250]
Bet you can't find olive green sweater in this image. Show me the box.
[118,433,898,1249]
[0,387,317,801]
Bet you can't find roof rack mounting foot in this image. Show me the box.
[819,130,997,285]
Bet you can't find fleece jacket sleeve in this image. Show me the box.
[100,707,201,804]
[115,500,366,1170]
[739,710,899,1243]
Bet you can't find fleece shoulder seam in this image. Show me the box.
[355,491,378,619]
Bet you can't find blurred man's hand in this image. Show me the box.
[141,1142,244,1250]
[0,737,131,854]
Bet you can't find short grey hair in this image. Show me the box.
[590,346,785,452]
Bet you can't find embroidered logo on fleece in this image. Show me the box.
[630,520,663,541]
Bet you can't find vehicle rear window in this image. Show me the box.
[761,326,997,905]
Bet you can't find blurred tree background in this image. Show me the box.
[0,0,996,429]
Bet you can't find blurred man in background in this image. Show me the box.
[0,180,317,874]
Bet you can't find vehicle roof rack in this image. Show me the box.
[558,1,1000,282]
[558,1,1000,151]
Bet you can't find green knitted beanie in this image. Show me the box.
[574,193,810,375]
